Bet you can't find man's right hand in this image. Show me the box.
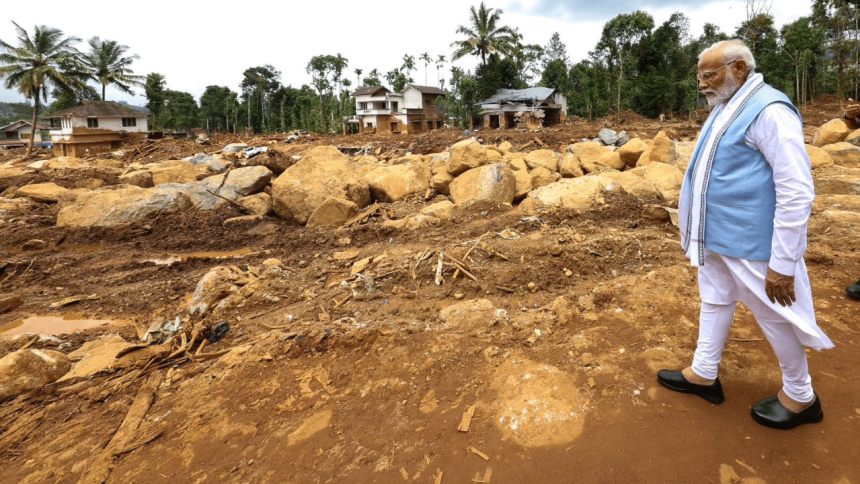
[847,98,860,119]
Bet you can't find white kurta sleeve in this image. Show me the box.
[745,103,814,277]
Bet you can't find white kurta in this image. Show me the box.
[686,76,832,351]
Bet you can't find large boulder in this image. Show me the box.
[57,185,192,228]
[43,157,89,171]
[595,151,626,171]
[558,154,584,178]
[449,163,516,205]
[237,193,272,216]
[119,170,154,188]
[523,176,623,212]
[806,145,834,170]
[12,183,70,203]
[598,171,662,202]
[618,138,648,167]
[530,167,561,190]
[846,129,860,147]
[822,142,860,168]
[447,140,488,176]
[815,172,860,196]
[598,128,619,146]
[306,197,360,228]
[431,171,455,195]
[568,142,610,173]
[149,160,210,186]
[183,166,272,210]
[513,169,533,201]
[0,349,72,402]
[363,162,431,202]
[668,141,696,171]
[643,162,685,202]
[638,131,674,167]
[524,150,561,172]
[222,143,249,153]
[271,146,370,225]
[812,119,850,148]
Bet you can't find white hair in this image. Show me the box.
[699,39,756,73]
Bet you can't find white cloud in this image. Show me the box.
[0,0,815,105]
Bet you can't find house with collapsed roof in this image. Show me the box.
[44,100,149,157]
[0,120,48,147]
[475,87,568,130]
[346,85,446,135]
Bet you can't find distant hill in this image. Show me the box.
[116,100,151,114]
[0,101,33,126]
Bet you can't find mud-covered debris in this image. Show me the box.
[0,349,72,401]
[0,294,23,313]
[207,322,230,343]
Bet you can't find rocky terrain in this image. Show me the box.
[0,111,858,484]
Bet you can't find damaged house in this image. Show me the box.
[346,85,445,135]
[44,100,149,157]
[476,87,568,130]
[0,120,48,148]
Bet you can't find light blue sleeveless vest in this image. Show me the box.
[681,84,802,262]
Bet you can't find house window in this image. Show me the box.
[359,102,368,110]
[87,118,99,128]
[20,133,31,140]
[391,101,398,112]
[122,117,137,127]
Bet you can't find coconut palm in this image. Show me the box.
[0,21,89,159]
[402,54,416,83]
[451,2,519,66]
[354,68,362,87]
[80,36,144,101]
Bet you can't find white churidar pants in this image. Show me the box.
[690,249,833,403]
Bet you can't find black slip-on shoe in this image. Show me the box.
[847,279,860,300]
[751,394,823,430]
[657,369,725,404]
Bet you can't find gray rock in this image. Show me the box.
[599,129,619,146]
[183,166,273,211]
[616,131,629,147]
[57,185,193,227]
[223,143,249,153]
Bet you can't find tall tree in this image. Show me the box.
[451,2,519,66]
[541,32,569,70]
[596,11,655,112]
[199,85,235,132]
[79,36,144,101]
[436,55,446,88]
[163,90,198,131]
[241,65,282,133]
[144,72,166,130]
[0,21,89,159]
[46,84,99,113]
[365,68,382,87]
[781,17,826,105]
[420,52,432,85]
[813,0,860,107]
[354,68,362,87]
[402,54,416,84]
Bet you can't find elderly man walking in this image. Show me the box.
[657,40,833,430]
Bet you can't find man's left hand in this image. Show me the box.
[766,267,796,307]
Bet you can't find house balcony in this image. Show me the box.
[357,109,391,116]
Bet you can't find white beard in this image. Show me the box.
[703,75,741,109]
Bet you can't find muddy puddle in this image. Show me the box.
[0,312,125,336]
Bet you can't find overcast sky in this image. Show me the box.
[0,0,813,106]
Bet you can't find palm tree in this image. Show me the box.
[436,54,446,88]
[451,2,519,66]
[420,52,432,86]
[354,68,362,87]
[402,54,416,84]
[80,36,144,101]
[0,22,89,159]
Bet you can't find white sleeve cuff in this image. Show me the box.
[768,256,797,277]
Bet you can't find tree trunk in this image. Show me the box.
[617,62,623,113]
[102,84,106,101]
[23,95,40,160]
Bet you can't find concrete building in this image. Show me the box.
[44,101,149,157]
[347,85,445,135]
[476,87,568,130]
[0,120,48,148]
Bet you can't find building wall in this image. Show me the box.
[403,88,423,110]
[15,126,42,141]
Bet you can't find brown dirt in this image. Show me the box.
[0,108,858,484]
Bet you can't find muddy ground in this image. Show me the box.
[0,100,858,484]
